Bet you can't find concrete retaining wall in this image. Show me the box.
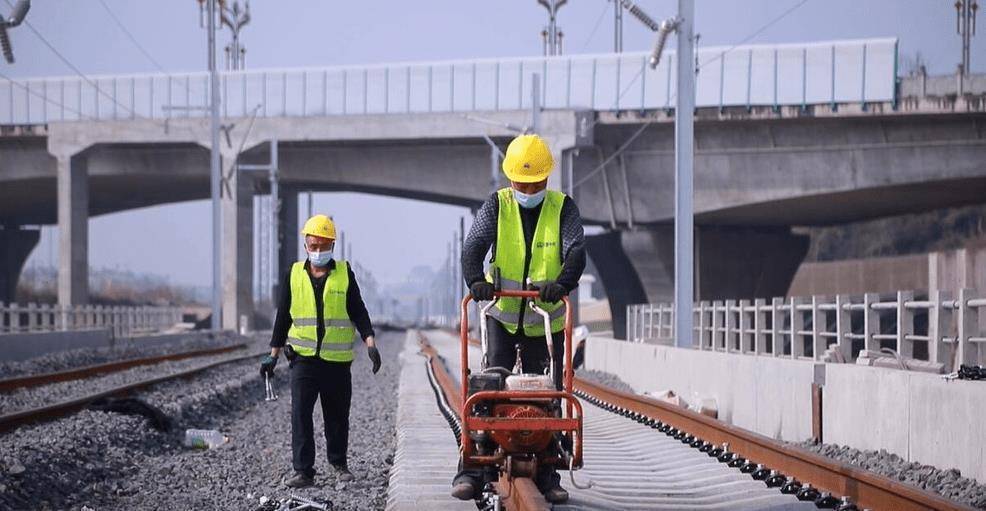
[824,363,986,484]
[587,336,986,484]
[0,329,112,362]
[585,336,821,443]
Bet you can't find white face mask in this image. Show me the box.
[513,188,546,209]
[307,248,333,267]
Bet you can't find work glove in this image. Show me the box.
[368,346,382,374]
[470,281,496,301]
[538,282,568,303]
[260,354,278,376]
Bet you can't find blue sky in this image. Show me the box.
[7,0,982,287]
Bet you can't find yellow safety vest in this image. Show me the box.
[286,260,356,363]
[487,187,566,336]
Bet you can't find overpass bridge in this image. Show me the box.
[2,37,986,334]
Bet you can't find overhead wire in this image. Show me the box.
[2,0,204,140]
[0,68,95,121]
[575,0,813,189]
[96,0,169,75]
[581,2,612,52]
[2,0,141,119]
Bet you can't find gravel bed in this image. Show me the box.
[794,442,986,510]
[575,368,636,394]
[0,331,239,378]
[0,345,256,416]
[0,331,402,511]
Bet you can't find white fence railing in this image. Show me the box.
[0,38,897,125]
[0,302,182,339]
[626,289,986,372]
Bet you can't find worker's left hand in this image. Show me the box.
[260,354,278,376]
[538,282,568,303]
[368,346,382,374]
[366,337,381,374]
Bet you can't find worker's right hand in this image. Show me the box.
[260,354,278,376]
[470,281,496,301]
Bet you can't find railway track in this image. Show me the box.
[418,331,976,511]
[0,343,247,392]
[0,348,261,434]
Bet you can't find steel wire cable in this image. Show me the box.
[576,0,813,190]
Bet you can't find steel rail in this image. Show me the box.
[464,332,972,510]
[0,343,247,392]
[0,350,263,434]
[574,377,976,511]
[418,331,550,511]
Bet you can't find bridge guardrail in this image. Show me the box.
[626,289,986,372]
[1,38,897,125]
[0,302,182,339]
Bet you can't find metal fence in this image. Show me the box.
[0,302,183,339]
[626,289,986,371]
[0,38,897,125]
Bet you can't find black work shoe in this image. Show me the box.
[544,485,569,503]
[331,464,355,482]
[450,481,477,500]
[285,472,315,488]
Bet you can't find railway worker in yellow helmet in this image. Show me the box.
[451,134,586,503]
[260,214,382,489]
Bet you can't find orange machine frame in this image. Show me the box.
[458,290,584,469]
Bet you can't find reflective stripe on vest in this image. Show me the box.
[488,187,566,336]
[286,260,356,363]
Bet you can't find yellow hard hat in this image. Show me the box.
[502,134,554,183]
[301,214,336,240]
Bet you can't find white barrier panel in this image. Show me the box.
[1,38,897,124]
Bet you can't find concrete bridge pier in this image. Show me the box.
[590,225,809,339]
[278,186,300,275]
[55,152,89,306]
[0,226,40,303]
[221,151,255,332]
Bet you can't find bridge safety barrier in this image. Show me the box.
[1,38,897,124]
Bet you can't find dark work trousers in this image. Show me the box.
[290,356,353,478]
[453,319,567,495]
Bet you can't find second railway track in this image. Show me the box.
[418,330,976,511]
[0,343,261,434]
[0,343,247,392]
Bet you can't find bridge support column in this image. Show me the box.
[589,226,809,339]
[0,226,40,303]
[56,153,89,306]
[278,187,299,274]
[221,158,254,332]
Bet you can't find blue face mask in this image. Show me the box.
[307,249,333,267]
[513,189,546,209]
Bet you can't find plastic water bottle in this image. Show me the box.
[184,429,227,449]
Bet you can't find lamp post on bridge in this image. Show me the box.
[955,0,979,75]
[536,0,567,56]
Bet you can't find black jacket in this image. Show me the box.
[461,191,586,292]
[270,259,375,350]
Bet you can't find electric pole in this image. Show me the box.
[674,0,694,348]
[536,0,567,56]
[219,1,250,70]
[614,0,623,52]
[206,0,222,331]
[956,0,979,75]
